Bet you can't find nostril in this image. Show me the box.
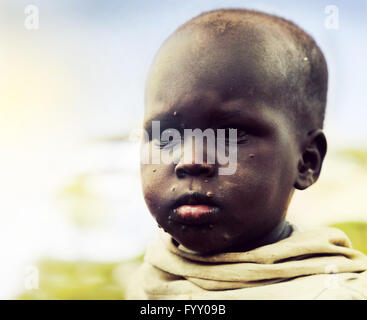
[175,167,186,178]
[175,163,215,178]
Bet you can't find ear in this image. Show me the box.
[294,129,327,190]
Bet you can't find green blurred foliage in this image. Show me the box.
[331,221,367,255]
[17,253,144,300]
[337,149,367,168]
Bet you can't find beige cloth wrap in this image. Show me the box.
[126,226,367,299]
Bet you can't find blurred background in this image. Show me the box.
[0,0,366,299]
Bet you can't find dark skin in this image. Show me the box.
[140,26,327,255]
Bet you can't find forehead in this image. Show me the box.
[144,26,291,125]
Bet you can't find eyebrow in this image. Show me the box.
[209,108,243,122]
[209,107,273,135]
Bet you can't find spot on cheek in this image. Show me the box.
[222,232,231,241]
[222,181,238,188]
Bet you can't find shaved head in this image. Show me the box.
[146,8,328,134]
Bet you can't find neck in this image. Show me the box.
[171,220,293,255]
[222,220,293,253]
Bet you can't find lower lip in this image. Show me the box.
[177,205,215,217]
[171,205,219,225]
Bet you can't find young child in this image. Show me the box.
[126,8,367,299]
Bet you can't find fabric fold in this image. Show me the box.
[126,225,367,299]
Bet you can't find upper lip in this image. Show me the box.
[170,191,221,225]
[172,191,220,209]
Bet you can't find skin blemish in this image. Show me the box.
[223,180,237,188]
[222,232,231,241]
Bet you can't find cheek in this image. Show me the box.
[140,163,172,213]
[253,140,297,209]
[232,141,296,203]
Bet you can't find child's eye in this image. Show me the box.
[153,129,181,149]
[218,127,249,144]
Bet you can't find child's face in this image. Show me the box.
[140,32,301,254]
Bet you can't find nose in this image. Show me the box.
[175,161,215,178]
[174,134,216,178]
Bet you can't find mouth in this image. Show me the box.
[169,191,221,225]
